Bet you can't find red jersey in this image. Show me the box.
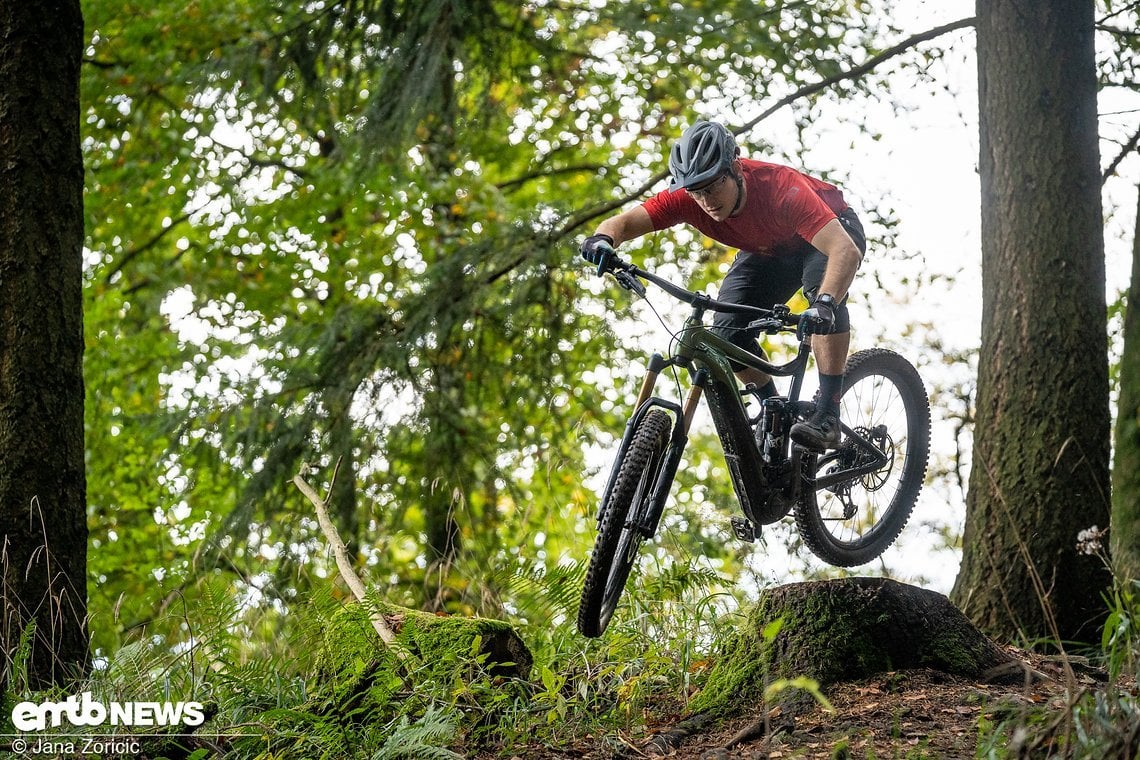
[642,159,848,255]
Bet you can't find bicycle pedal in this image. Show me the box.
[730,516,758,543]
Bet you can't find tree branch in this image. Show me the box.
[1103,126,1140,185]
[497,163,605,192]
[293,461,413,663]
[1097,22,1140,38]
[104,212,192,285]
[734,17,977,136]
[1097,0,1140,24]
[556,16,977,238]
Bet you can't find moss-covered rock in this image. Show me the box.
[306,597,532,728]
[321,598,532,680]
[689,577,1015,718]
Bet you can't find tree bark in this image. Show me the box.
[951,0,1111,643]
[0,0,89,688]
[1111,185,1140,584]
[646,579,1020,755]
[688,578,1017,720]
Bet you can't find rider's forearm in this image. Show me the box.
[818,244,861,303]
[810,217,863,302]
[595,206,654,248]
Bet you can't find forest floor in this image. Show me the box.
[483,649,1109,759]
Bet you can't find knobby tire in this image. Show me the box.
[577,409,672,637]
[795,348,930,567]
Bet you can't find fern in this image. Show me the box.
[3,621,36,697]
[371,706,462,760]
[497,558,587,623]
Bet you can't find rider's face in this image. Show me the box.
[686,172,739,221]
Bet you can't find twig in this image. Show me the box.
[556,16,977,238]
[1103,126,1140,185]
[293,460,409,662]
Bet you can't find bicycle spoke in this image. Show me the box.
[817,370,912,545]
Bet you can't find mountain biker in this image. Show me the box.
[579,120,867,450]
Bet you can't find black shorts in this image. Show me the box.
[710,208,866,363]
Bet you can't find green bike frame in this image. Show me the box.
[600,299,813,537]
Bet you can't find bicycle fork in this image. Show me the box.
[599,354,704,540]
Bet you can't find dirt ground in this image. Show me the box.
[494,649,1109,759]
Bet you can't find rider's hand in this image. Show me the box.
[799,293,837,336]
[580,233,616,275]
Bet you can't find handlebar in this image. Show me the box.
[602,255,800,332]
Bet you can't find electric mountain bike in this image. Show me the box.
[577,255,931,638]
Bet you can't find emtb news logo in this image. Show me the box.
[11,692,206,731]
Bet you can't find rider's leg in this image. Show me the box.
[737,367,777,396]
[812,331,850,377]
[805,331,850,445]
[790,209,867,449]
[710,250,802,398]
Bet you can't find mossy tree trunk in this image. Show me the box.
[648,579,1018,755]
[1112,185,1140,584]
[0,0,89,690]
[688,578,1016,720]
[951,0,1111,643]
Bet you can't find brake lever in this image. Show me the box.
[746,317,783,335]
[613,270,646,297]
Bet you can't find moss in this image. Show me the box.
[685,619,769,715]
[688,579,1013,720]
[307,598,532,725]
[321,599,530,682]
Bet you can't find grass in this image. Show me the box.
[1,556,738,759]
[3,546,1137,759]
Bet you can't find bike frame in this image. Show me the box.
[599,264,811,532]
[598,260,888,537]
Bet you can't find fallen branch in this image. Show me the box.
[294,461,410,662]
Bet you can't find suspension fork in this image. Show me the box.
[642,368,706,537]
[598,354,702,539]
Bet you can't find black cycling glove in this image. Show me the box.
[580,233,615,275]
[799,293,837,336]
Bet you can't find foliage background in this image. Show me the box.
[77,0,1137,705]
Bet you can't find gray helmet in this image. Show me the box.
[668,121,738,191]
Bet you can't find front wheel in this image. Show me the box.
[577,409,672,637]
[795,348,930,567]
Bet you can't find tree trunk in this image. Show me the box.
[647,578,1019,755]
[0,0,89,688]
[951,0,1111,643]
[1112,185,1140,584]
[688,578,1017,720]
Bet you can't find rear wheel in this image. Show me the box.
[795,349,930,567]
[577,409,672,637]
